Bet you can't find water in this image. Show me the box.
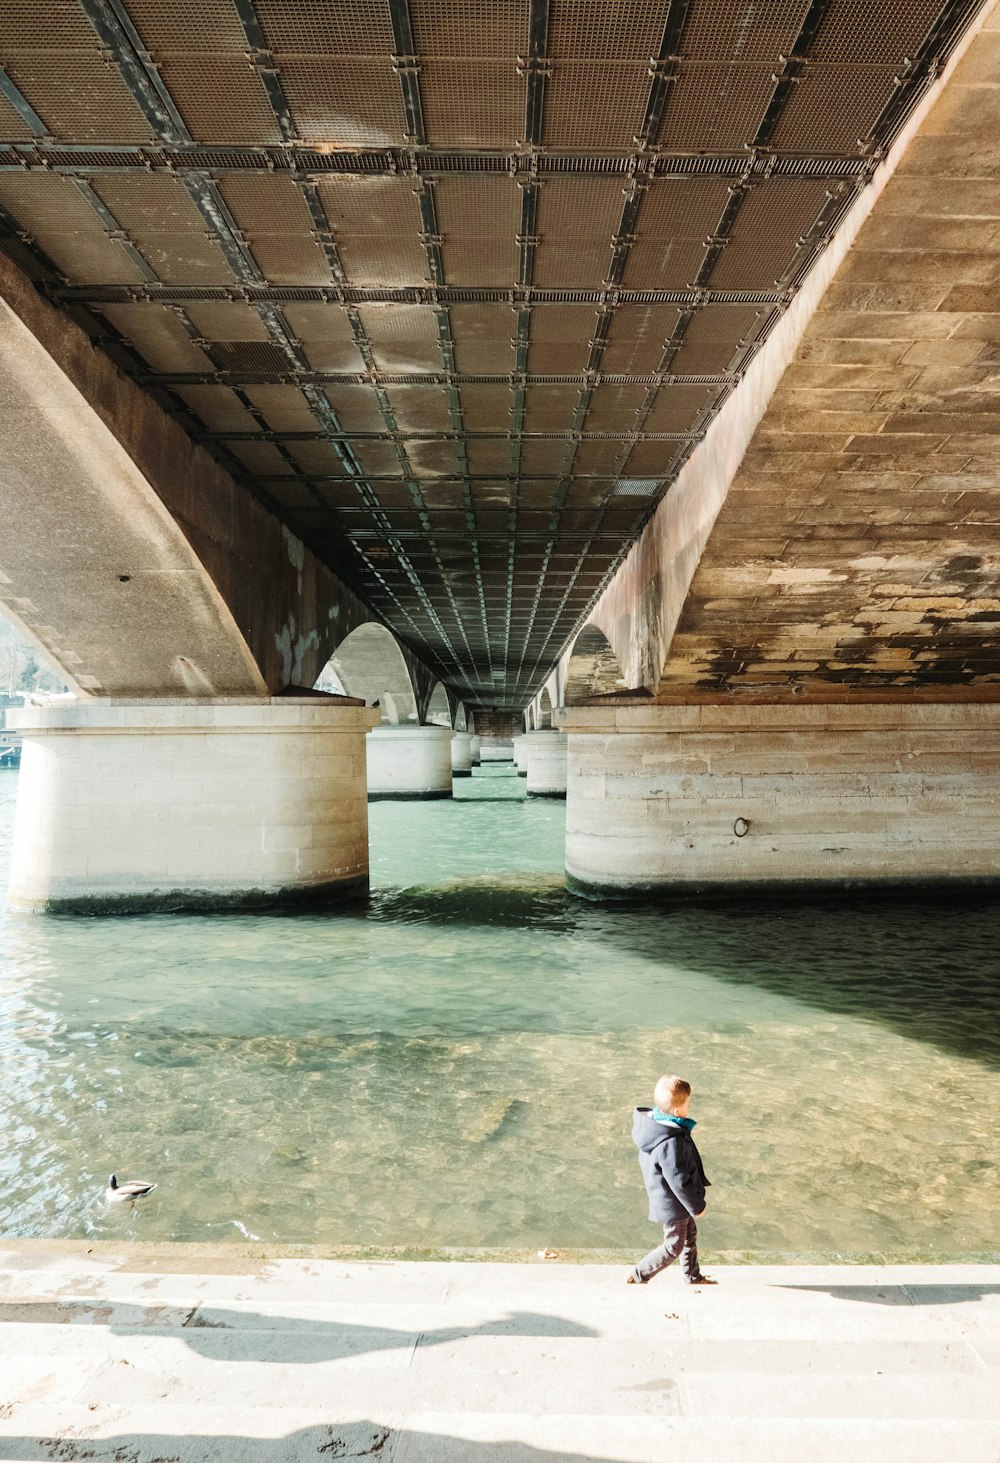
[0,765,997,1260]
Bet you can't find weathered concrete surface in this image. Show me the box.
[0,249,436,699]
[7,699,377,912]
[574,3,1000,699]
[0,1244,997,1462]
[560,700,1000,897]
[662,9,1000,696]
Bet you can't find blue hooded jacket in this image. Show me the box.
[632,1106,710,1223]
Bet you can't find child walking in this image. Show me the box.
[628,1073,715,1286]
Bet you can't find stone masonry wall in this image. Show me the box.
[559,701,1000,896]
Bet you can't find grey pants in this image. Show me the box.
[632,1216,701,1283]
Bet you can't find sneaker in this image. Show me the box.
[685,1274,717,1286]
[625,1271,642,1285]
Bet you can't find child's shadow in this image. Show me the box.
[0,1299,597,1364]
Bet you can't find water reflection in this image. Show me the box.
[0,767,997,1258]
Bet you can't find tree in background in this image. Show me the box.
[0,616,66,696]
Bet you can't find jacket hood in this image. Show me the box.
[632,1105,682,1154]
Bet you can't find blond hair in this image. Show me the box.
[654,1074,691,1112]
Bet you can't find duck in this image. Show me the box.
[106,1174,157,1205]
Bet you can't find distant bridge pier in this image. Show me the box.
[451,731,473,778]
[7,699,376,914]
[365,725,455,801]
[523,731,568,800]
[559,702,1000,900]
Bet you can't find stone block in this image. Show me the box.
[6,700,371,911]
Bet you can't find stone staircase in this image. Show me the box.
[0,1245,997,1461]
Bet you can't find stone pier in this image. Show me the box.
[560,702,1000,899]
[524,730,568,799]
[512,734,527,777]
[7,699,377,914]
[450,730,473,778]
[366,726,454,800]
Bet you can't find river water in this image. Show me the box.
[0,764,997,1260]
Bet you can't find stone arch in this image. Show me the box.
[454,702,468,732]
[425,680,453,728]
[315,622,418,725]
[564,624,627,704]
[538,686,553,729]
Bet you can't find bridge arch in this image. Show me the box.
[316,622,418,726]
[424,681,453,728]
[537,686,553,730]
[564,625,627,705]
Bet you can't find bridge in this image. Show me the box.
[2,0,999,908]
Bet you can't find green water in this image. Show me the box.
[0,765,997,1259]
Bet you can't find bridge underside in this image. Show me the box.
[0,0,987,711]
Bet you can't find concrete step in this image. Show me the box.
[0,1407,998,1463]
[0,1247,996,1462]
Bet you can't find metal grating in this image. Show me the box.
[810,0,943,64]
[386,384,454,431]
[642,383,718,433]
[434,175,522,235]
[707,235,801,289]
[658,64,777,150]
[121,0,250,52]
[184,301,272,340]
[410,0,529,56]
[206,341,293,374]
[0,55,156,143]
[0,92,34,140]
[257,0,396,55]
[91,173,206,232]
[128,231,236,283]
[533,240,611,288]
[441,237,517,286]
[102,302,212,370]
[281,59,405,145]
[601,304,685,374]
[156,57,281,145]
[545,63,653,149]
[459,384,515,430]
[420,61,523,148]
[243,385,320,431]
[2,1,103,47]
[624,239,711,289]
[583,384,647,432]
[245,233,332,285]
[0,173,105,233]
[324,385,388,432]
[318,176,423,234]
[769,67,904,153]
[670,304,766,373]
[637,179,733,239]
[547,1,668,61]
[535,177,627,240]
[679,0,811,62]
[337,235,431,286]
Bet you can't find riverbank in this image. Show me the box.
[0,1242,997,1461]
